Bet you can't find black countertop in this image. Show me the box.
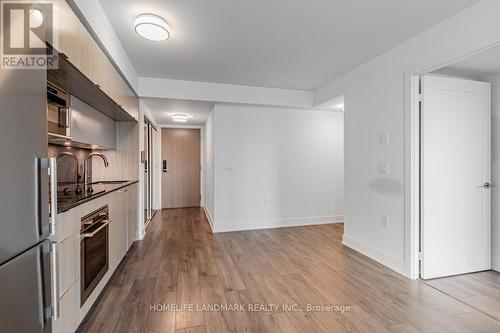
[56,180,139,213]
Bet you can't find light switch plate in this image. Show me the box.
[379,133,389,145]
[381,216,389,228]
[378,163,389,175]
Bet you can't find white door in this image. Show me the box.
[421,75,491,279]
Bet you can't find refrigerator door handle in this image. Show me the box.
[50,241,60,320]
[46,158,57,237]
[40,157,57,237]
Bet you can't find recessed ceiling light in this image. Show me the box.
[135,13,170,41]
[172,114,188,122]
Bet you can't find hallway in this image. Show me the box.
[78,209,500,333]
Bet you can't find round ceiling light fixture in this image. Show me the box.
[135,13,170,41]
[172,114,188,123]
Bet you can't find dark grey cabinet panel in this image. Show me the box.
[71,96,117,149]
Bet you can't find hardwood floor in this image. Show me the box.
[77,208,500,333]
[423,271,500,321]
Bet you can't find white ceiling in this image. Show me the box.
[98,0,478,91]
[433,46,500,79]
[142,98,214,125]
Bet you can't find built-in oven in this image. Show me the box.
[47,82,71,139]
[80,206,111,306]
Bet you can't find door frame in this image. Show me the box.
[159,124,204,209]
[406,41,500,279]
[144,115,157,226]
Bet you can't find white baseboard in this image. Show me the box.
[213,215,344,233]
[201,201,214,232]
[342,234,405,275]
[493,255,500,272]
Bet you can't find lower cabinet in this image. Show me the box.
[52,281,80,333]
[52,183,138,333]
[110,184,137,270]
[57,233,79,299]
[127,184,138,249]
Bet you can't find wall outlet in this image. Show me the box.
[377,163,389,175]
[381,216,389,229]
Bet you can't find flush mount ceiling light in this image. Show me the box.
[172,114,188,122]
[135,13,170,41]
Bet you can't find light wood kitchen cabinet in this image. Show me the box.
[57,1,82,71]
[52,209,79,299]
[57,233,79,298]
[108,195,120,271]
[52,281,80,333]
[55,1,138,121]
[52,183,138,333]
[110,184,137,269]
[125,85,139,120]
[127,184,138,248]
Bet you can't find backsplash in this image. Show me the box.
[48,145,92,183]
[49,122,139,184]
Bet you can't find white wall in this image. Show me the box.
[210,104,344,232]
[314,0,500,276]
[203,109,216,228]
[486,73,500,271]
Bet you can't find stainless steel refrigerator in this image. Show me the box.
[0,66,58,331]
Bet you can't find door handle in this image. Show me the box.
[163,160,168,173]
[483,182,495,189]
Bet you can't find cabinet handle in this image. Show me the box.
[163,160,167,173]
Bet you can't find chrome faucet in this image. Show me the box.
[56,152,79,184]
[83,152,109,186]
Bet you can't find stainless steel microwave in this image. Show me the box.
[47,82,71,140]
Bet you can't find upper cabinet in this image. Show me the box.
[55,1,138,122]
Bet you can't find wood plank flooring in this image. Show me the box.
[423,271,500,321]
[77,208,500,333]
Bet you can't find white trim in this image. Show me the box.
[201,201,214,232]
[342,235,406,275]
[214,215,343,233]
[137,229,146,241]
[492,255,500,272]
[405,74,421,279]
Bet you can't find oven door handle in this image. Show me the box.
[80,219,112,239]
